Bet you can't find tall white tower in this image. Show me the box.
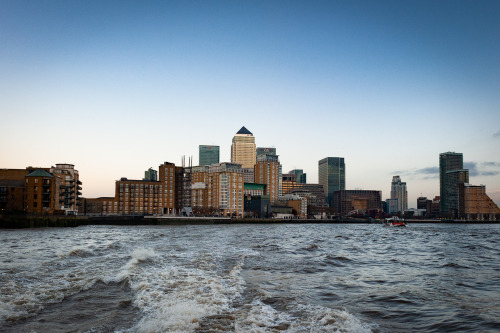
[390,175,408,213]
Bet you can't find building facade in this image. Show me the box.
[51,164,81,215]
[254,154,280,204]
[332,190,382,216]
[231,126,256,169]
[443,169,469,218]
[385,198,399,214]
[290,169,306,184]
[439,152,464,217]
[459,183,500,220]
[390,175,407,213]
[199,145,220,166]
[190,163,244,217]
[318,157,345,207]
[0,164,81,215]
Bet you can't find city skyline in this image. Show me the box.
[1,1,499,207]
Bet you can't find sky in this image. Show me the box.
[1,0,499,208]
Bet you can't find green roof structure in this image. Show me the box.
[26,169,53,177]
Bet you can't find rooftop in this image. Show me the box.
[236,126,252,135]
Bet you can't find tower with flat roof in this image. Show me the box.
[439,152,466,217]
[318,157,345,207]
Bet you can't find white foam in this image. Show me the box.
[235,300,376,333]
[130,254,247,333]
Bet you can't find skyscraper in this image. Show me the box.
[231,126,256,169]
[318,157,345,207]
[256,147,276,157]
[390,175,408,213]
[199,145,220,166]
[440,152,466,217]
[290,169,306,184]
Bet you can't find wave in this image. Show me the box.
[57,247,94,259]
[235,299,375,332]
[129,254,247,333]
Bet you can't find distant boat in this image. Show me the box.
[384,217,406,227]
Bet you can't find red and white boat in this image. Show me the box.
[384,217,406,227]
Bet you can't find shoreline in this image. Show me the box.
[1,215,499,228]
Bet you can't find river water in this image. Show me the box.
[1,223,499,332]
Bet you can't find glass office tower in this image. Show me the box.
[199,145,220,166]
[318,157,345,207]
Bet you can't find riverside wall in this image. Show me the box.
[0,214,497,228]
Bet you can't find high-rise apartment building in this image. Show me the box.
[191,163,244,217]
[443,169,469,218]
[199,145,220,166]
[231,127,256,169]
[390,176,408,213]
[439,152,465,217]
[318,157,345,207]
[255,154,280,204]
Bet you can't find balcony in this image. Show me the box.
[77,180,82,185]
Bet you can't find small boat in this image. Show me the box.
[384,217,406,227]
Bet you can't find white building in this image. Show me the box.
[390,176,408,213]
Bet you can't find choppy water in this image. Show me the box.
[1,223,499,332]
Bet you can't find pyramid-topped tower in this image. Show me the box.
[231,126,256,169]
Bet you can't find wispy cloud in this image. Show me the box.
[482,161,500,167]
[464,162,478,176]
[416,167,439,174]
[393,162,500,180]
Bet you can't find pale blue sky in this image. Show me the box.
[1,0,499,207]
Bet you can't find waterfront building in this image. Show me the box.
[318,157,345,207]
[115,162,176,215]
[231,126,256,169]
[417,197,432,217]
[244,195,271,218]
[191,163,244,217]
[0,164,81,215]
[443,169,469,218]
[25,169,59,215]
[0,169,26,212]
[332,190,382,216]
[459,183,500,221]
[431,196,440,218]
[290,169,306,184]
[50,164,82,215]
[85,197,116,215]
[255,154,280,204]
[440,152,464,217]
[385,198,399,214]
[175,165,192,212]
[291,184,326,208]
[208,163,244,217]
[390,176,408,213]
[276,194,308,218]
[199,145,220,166]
